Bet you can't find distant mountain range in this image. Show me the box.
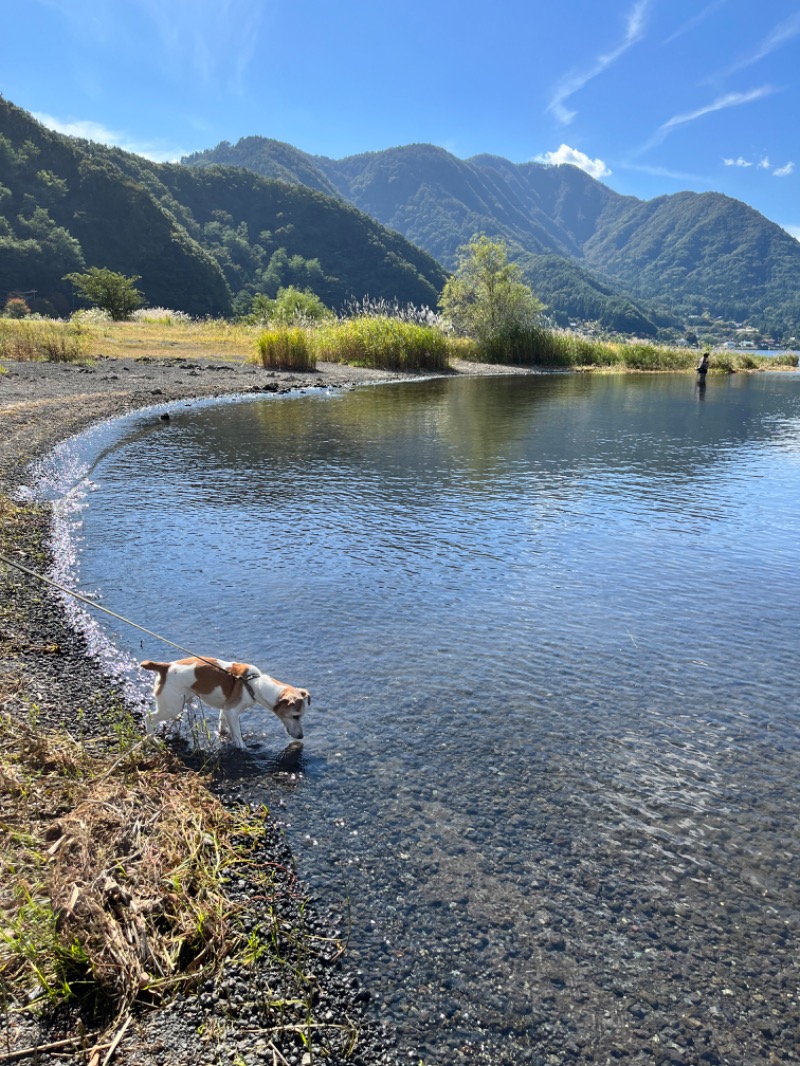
[183,137,800,340]
[0,99,446,319]
[2,94,798,339]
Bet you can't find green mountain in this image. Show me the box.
[581,191,800,334]
[0,99,447,318]
[184,135,800,338]
[184,137,658,333]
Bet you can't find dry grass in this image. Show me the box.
[0,319,89,363]
[0,701,273,1022]
[78,318,259,364]
[0,318,262,365]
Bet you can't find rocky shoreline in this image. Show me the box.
[1,354,480,1065]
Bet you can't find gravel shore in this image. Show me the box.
[1,354,462,1065]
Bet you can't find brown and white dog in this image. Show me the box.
[140,656,310,749]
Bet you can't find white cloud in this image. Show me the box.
[548,0,650,124]
[33,112,187,162]
[535,145,611,180]
[720,153,794,177]
[639,86,776,152]
[773,161,795,177]
[784,225,800,241]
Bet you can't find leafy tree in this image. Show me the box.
[63,267,143,320]
[250,285,333,325]
[439,235,544,342]
[3,296,30,318]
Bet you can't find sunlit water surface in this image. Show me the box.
[41,373,800,1063]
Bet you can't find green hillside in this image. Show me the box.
[0,99,447,318]
[0,102,230,317]
[582,191,800,337]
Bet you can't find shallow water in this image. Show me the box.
[44,373,800,1063]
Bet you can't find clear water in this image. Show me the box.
[47,373,800,1062]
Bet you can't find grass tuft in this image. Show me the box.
[255,326,316,371]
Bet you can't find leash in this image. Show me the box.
[0,551,257,695]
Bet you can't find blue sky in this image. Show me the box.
[3,0,799,238]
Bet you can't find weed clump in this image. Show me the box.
[0,705,266,1020]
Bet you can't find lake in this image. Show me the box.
[43,371,800,1064]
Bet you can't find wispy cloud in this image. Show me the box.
[723,156,752,167]
[535,144,611,179]
[547,0,650,124]
[621,162,711,185]
[33,112,188,162]
[132,0,265,92]
[663,1,726,46]
[717,11,800,78]
[639,86,776,152]
[773,161,795,177]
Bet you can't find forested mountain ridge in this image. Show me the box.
[186,138,660,334]
[0,99,447,317]
[185,135,800,338]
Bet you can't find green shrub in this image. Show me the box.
[314,317,450,371]
[250,286,333,326]
[64,267,143,321]
[255,326,316,371]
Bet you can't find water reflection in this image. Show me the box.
[48,371,800,1064]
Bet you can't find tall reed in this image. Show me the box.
[255,326,316,371]
[458,327,798,372]
[314,316,450,371]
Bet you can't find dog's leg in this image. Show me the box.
[146,691,188,734]
[219,706,246,749]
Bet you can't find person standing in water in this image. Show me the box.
[696,350,710,378]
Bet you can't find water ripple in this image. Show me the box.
[43,372,800,1063]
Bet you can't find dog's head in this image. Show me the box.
[272,686,311,740]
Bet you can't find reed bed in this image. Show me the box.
[313,316,450,371]
[458,326,799,372]
[0,312,795,374]
[255,325,316,370]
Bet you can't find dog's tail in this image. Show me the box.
[140,660,170,690]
